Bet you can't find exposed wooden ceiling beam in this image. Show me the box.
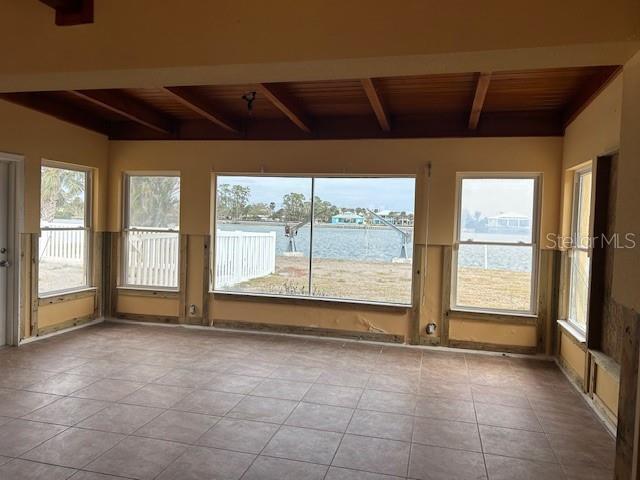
[69,90,174,134]
[39,0,93,26]
[257,83,311,133]
[563,66,622,128]
[361,78,391,132]
[162,86,240,134]
[0,92,109,135]
[109,110,563,141]
[468,72,492,130]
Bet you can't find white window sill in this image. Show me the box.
[211,290,411,311]
[557,319,587,344]
[39,287,97,300]
[450,307,537,319]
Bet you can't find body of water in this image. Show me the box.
[217,223,533,271]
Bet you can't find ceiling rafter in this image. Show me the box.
[39,0,94,25]
[468,72,492,130]
[69,89,175,134]
[256,83,311,133]
[162,86,241,134]
[0,92,109,134]
[361,78,391,132]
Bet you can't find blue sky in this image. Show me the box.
[218,176,416,212]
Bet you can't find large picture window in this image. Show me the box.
[39,163,91,295]
[568,167,592,332]
[453,175,539,314]
[122,174,180,289]
[213,175,415,305]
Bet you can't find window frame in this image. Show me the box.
[39,160,93,297]
[451,172,542,316]
[210,172,417,307]
[121,172,181,291]
[567,166,593,334]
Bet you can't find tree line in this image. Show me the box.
[217,184,348,223]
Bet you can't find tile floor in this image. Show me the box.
[0,322,615,480]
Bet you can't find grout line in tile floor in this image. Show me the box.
[0,323,617,480]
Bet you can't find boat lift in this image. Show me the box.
[367,209,411,260]
[284,219,309,255]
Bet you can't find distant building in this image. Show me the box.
[372,210,414,226]
[331,212,364,224]
[487,212,530,232]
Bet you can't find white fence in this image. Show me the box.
[40,230,86,263]
[215,230,276,288]
[39,229,277,289]
[125,231,180,287]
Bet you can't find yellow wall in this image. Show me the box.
[38,297,95,329]
[559,330,587,384]
[449,318,537,347]
[0,1,638,92]
[612,52,640,313]
[107,138,562,241]
[109,137,561,344]
[0,100,109,337]
[0,100,109,233]
[594,364,620,420]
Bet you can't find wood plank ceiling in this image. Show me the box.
[0,65,621,140]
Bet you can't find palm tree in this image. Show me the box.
[129,176,180,228]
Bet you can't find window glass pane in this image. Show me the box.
[569,249,590,330]
[459,178,535,243]
[128,176,180,229]
[214,176,312,296]
[40,166,87,228]
[456,244,533,311]
[576,171,592,248]
[124,231,179,288]
[311,177,415,304]
[39,230,87,294]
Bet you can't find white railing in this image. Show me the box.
[125,231,180,287]
[40,230,85,263]
[40,229,277,289]
[215,230,276,288]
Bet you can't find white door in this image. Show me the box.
[0,161,8,346]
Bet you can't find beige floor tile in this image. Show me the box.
[409,443,486,480]
[156,445,254,480]
[22,427,123,468]
[285,402,354,432]
[242,455,327,480]
[197,418,278,453]
[136,410,220,444]
[85,436,186,480]
[332,434,410,477]
[262,425,342,464]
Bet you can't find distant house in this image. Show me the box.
[331,212,364,224]
[372,210,414,226]
[487,212,530,232]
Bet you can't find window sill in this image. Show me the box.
[557,319,587,344]
[38,287,97,305]
[211,290,411,312]
[117,287,180,298]
[448,308,537,325]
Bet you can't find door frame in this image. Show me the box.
[0,152,24,346]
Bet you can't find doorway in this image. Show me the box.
[0,152,24,346]
[0,160,7,345]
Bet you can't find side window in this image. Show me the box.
[39,164,91,295]
[122,174,181,289]
[453,175,539,313]
[568,168,592,332]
